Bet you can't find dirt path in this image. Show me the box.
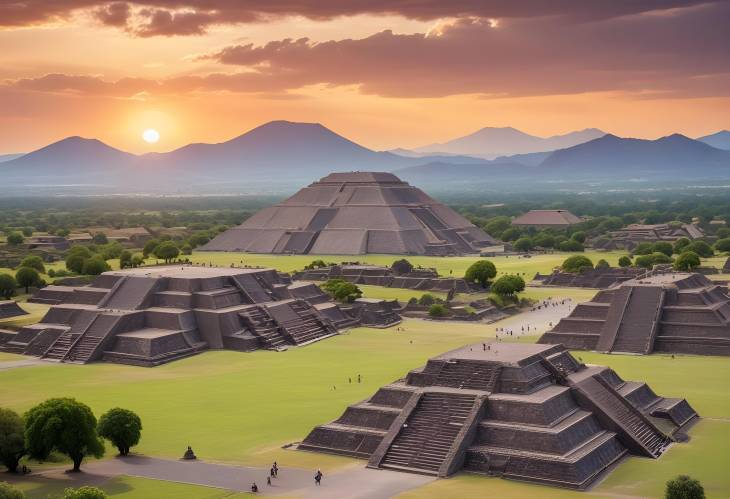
[22,455,434,498]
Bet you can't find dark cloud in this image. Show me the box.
[0,1,719,35]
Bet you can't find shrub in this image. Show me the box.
[685,240,713,258]
[428,304,448,318]
[595,259,610,269]
[15,267,41,293]
[82,256,111,276]
[19,256,45,273]
[0,408,25,472]
[390,259,414,275]
[633,242,655,255]
[6,232,23,246]
[513,237,533,253]
[618,255,632,267]
[92,233,108,245]
[558,239,584,252]
[119,250,132,269]
[0,274,17,299]
[571,231,586,243]
[304,259,327,270]
[715,237,730,252]
[674,251,701,271]
[635,252,673,269]
[322,279,362,303]
[418,294,436,306]
[0,482,25,499]
[491,275,526,296]
[652,241,674,256]
[464,260,497,287]
[561,255,593,273]
[62,486,107,499]
[665,475,705,499]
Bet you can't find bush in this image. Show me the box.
[674,251,701,271]
[82,256,111,276]
[464,260,497,287]
[322,279,362,303]
[0,482,25,499]
[618,255,632,267]
[428,304,448,318]
[153,241,180,263]
[304,259,327,270]
[418,294,436,306]
[633,242,655,255]
[561,255,593,273]
[15,267,41,293]
[0,274,17,299]
[92,233,108,245]
[571,231,586,243]
[685,240,713,258]
[715,237,730,252]
[665,475,705,499]
[532,232,555,248]
[19,256,45,273]
[390,259,413,275]
[513,237,533,253]
[97,408,142,456]
[181,244,193,256]
[131,254,144,268]
[490,275,525,296]
[142,239,160,258]
[62,486,107,499]
[0,408,25,472]
[635,252,673,269]
[119,251,132,269]
[558,239,584,252]
[6,232,23,246]
[653,241,674,256]
[595,259,610,269]
[500,227,522,242]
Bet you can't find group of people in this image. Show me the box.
[250,462,324,493]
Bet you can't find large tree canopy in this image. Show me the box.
[97,408,142,456]
[0,408,25,473]
[464,260,497,288]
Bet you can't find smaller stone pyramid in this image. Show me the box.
[300,342,696,489]
[202,172,497,255]
[539,272,730,355]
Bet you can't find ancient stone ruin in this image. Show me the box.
[300,342,696,489]
[592,223,704,251]
[540,272,730,355]
[0,300,27,320]
[533,267,645,289]
[0,266,361,366]
[294,264,472,293]
[201,172,498,255]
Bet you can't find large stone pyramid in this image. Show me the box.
[300,342,696,489]
[202,172,497,255]
[539,272,730,355]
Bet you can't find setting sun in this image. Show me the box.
[142,129,160,144]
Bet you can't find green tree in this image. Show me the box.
[464,260,497,288]
[153,241,180,263]
[673,237,691,253]
[82,257,110,276]
[618,255,632,267]
[635,252,673,269]
[56,228,70,237]
[0,408,25,473]
[595,259,610,269]
[92,233,108,245]
[571,231,586,243]
[322,279,362,303]
[665,475,705,499]
[428,304,448,318]
[62,486,107,499]
[715,237,730,252]
[0,275,17,299]
[653,241,674,256]
[65,246,92,274]
[15,267,41,294]
[674,251,701,271]
[6,232,23,246]
[19,256,45,273]
[532,232,555,248]
[0,482,25,499]
[142,239,160,258]
[561,255,593,273]
[558,239,584,252]
[131,253,144,268]
[491,275,525,296]
[100,242,123,260]
[390,259,414,275]
[418,294,436,306]
[180,244,193,256]
[484,217,511,238]
[633,242,655,255]
[514,237,533,253]
[685,241,713,258]
[97,408,142,456]
[24,398,104,472]
[21,227,33,237]
[500,227,522,242]
[119,250,132,269]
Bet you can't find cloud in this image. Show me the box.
[0,1,719,36]
[4,2,728,100]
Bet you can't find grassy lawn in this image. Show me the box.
[0,301,50,330]
[356,284,446,302]
[187,250,631,277]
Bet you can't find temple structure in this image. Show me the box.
[201,172,498,255]
[511,210,582,229]
[539,272,730,355]
[294,264,472,293]
[0,300,27,319]
[592,223,704,251]
[0,266,361,366]
[300,342,696,489]
[533,267,645,289]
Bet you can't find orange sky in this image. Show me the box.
[1,2,729,154]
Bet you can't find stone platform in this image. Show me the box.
[300,342,697,489]
[539,272,730,355]
[0,265,359,366]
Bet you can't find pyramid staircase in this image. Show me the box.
[239,307,288,349]
[281,301,337,345]
[380,392,478,475]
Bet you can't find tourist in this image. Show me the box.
[357,374,361,383]
[270,467,275,478]
[267,476,271,486]
[315,469,323,485]
[273,461,278,476]
[251,482,258,493]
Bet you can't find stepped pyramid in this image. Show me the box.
[202,172,498,255]
[539,272,730,355]
[299,342,697,489]
[0,266,357,366]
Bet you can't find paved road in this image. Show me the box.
[28,456,434,498]
[0,358,46,371]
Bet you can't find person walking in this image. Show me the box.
[315,469,323,485]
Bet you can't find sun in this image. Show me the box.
[142,128,160,144]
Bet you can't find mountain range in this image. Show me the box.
[2,121,730,193]
[698,130,730,150]
[412,127,607,159]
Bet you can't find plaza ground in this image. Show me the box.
[1,252,729,497]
